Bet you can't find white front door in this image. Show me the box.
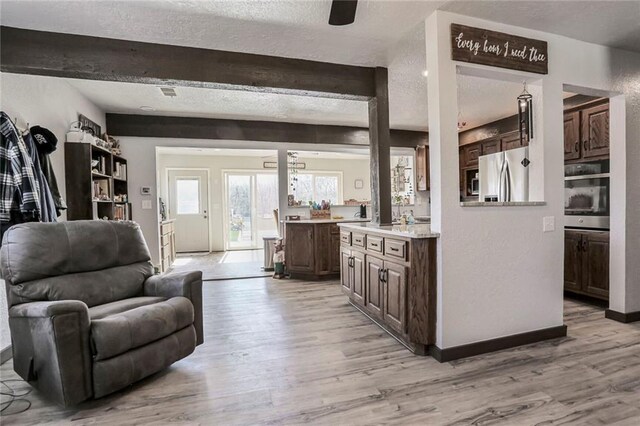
[168,170,210,253]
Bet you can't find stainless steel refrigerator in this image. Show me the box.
[479,146,529,202]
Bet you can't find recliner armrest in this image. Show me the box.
[144,271,203,345]
[9,300,93,406]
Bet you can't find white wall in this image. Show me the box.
[426,11,640,349]
[0,72,106,350]
[157,153,372,252]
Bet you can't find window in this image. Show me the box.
[176,178,200,214]
[290,172,343,205]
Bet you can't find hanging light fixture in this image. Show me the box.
[456,68,467,130]
[517,82,534,143]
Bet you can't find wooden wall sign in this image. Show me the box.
[451,23,548,74]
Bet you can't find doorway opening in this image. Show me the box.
[562,90,611,309]
[157,147,279,280]
[223,171,279,250]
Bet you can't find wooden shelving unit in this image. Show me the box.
[65,143,132,221]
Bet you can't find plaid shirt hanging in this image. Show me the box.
[0,112,42,222]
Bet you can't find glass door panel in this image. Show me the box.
[225,172,278,250]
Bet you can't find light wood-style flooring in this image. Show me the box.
[172,250,271,280]
[1,277,639,425]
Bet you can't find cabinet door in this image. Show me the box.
[340,247,352,295]
[315,224,332,274]
[564,230,582,292]
[383,260,406,334]
[351,251,366,306]
[482,137,501,155]
[415,146,429,191]
[564,111,581,161]
[581,103,609,159]
[365,255,384,320]
[583,232,610,299]
[330,232,341,273]
[287,224,315,272]
[501,131,523,151]
[460,143,481,168]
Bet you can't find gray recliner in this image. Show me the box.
[1,220,203,407]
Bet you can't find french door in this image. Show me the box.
[223,171,278,250]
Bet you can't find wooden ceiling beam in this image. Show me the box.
[0,26,376,99]
[105,114,427,149]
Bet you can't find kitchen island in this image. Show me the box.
[284,218,369,280]
[338,222,439,355]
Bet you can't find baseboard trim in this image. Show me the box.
[0,345,12,365]
[605,309,640,323]
[429,325,568,363]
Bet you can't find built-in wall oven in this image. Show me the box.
[564,160,609,229]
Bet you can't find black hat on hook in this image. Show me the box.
[30,125,59,154]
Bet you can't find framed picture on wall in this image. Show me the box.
[354,179,364,189]
[78,114,101,138]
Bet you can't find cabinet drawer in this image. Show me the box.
[161,233,172,246]
[352,232,366,248]
[161,222,174,235]
[366,235,383,253]
[340,231,351,245]
[385,238,406,260]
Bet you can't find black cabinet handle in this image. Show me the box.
[582,240,588,252]
[576,239,582,252]
[583,140,588,151]
[378,269,383,283]
[574,142,579,152]
[390,247,399,252]
[383,269,389,283]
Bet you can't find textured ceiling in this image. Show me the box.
[441,1,640,54]
[1,0,637,131]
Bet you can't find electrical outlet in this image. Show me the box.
[543,216,555,232]
[142,200,152,210]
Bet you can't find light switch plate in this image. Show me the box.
[543,216,555,232]
[142,200,153,210]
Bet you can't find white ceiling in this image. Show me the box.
[2,0,637,131]
[441,1,640,54]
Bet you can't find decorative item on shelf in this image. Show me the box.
[114,194,128,203]
[517,81,534,143]
[285,215,301,221]
[108,135,121,155]
[309,200,331,220]
[343,199,370,206]
[159,198,167,221]
[66,121,94,144]
[78,114,101,139]
[287,194,302,207]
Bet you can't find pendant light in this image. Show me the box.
[517,82,533,143]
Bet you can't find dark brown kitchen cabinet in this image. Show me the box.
[482,137,501,155]
[286,222,351,279]
[330,231,341,273]
[564,230,583,292]
[564,230,609,300]
[383,260,407,334]
[581,103,610,160]
[501,130,527,151]
[460,143,481,168]
[339,227,436,355]
[340,247,352,295]
[365,255,384,320]
[415,145,430,191]
[582,232,610,299]
[564,111,581,161]
[564,100,609,163]
[341,247,365,304]
[287,223,315,273]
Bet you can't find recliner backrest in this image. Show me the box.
[1,221,153,307]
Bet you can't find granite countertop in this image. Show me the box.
[285,218,371,224]
[338,222,439,239]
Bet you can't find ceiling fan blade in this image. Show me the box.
[329,0,358,26]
